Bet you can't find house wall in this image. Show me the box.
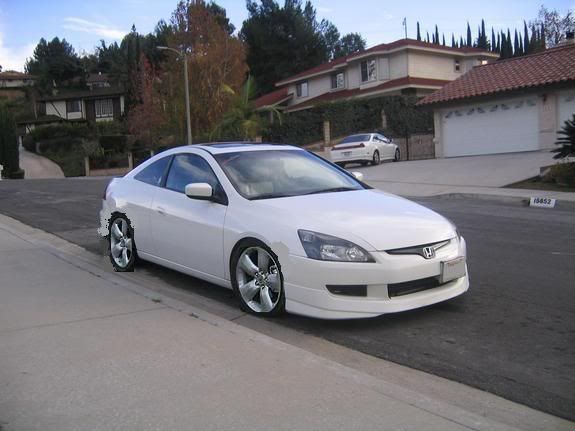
[0,79,34,88]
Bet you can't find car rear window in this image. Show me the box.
[340,134,370,144]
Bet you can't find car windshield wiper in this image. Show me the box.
[302,187,358,195]
[250,193,295,200]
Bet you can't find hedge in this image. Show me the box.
[264,95,433,146]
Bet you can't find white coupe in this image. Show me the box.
[99,143,468,319]
[331,133,400,167]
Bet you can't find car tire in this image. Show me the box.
[336,162,346,168]
[108,213,137,272]
[230,239,285,317]
[371,150,380,166]
[394,149,400,162]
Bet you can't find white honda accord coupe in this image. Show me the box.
[99,143,468,319]
[330,133,400,167]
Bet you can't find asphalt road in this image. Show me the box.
[0,178,573,420]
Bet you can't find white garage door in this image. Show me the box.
[441,98,539,157]
[558,93,575,126]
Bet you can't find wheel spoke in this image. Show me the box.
[240,254,259,276]
[111,243,123,258]
[259,286,274,312]
[121,248,128,267]
[239,280,259,301]
[121,219,128,236]
[124,238,133,251]
[257,250,270,271]
[112,223,122,239]
[267,273,280,292]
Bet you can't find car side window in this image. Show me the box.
[134,156,172,187]
[165,153,221,194]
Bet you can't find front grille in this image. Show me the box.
[326,284,367,297]
[388,277,442,297]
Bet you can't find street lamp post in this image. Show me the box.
[157,46,192,146]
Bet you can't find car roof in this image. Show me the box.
[164,142,302,155]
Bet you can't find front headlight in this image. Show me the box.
[298,230,375,262]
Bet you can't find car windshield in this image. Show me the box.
[214,150,366,200]
[340,134,370,144]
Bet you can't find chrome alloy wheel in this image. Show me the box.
[110,218,133,269]
[236,247,281,313]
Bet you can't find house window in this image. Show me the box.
[95,99,114,118]
[331,72,345,89]
[454,60,461,72]
[361,59,377,82]
[296,81,308,98]
[66,100,81,113]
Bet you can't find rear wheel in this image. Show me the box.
[371,150,380,166]
[394,148,400,162]
[336,162,346,168]
[231,240,285,316]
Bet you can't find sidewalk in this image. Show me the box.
[0,215,573,431]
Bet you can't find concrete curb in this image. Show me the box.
[417,192,575,210]
[0,213,573,431]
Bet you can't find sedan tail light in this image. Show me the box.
[334,143,365,150]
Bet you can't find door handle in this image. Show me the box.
[156,206,166,215]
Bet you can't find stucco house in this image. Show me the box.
[0,71,36,100]
[255,38,498,112]
[418,39,575,158]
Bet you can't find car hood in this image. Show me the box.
[253,189,455,251]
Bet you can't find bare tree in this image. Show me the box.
[531,6,575,48]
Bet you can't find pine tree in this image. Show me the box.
[416,22,421,41]
[496,33,500,53]
[466,22,472,46]
[540,23,546,50]
[514,30,520,56]
[491,28,496,52]
[518,33,524,56]
[460,36,464,48]
[523,21,530,54]
[426,31,430,43]
[507,29,513,57]
[451,33,456,47]
[442,33,446,46]
[435,25,440,45]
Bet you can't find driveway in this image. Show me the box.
[347,151,557,196]
[19,146,64,179]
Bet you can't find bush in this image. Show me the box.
[263,95,433,146]
[30,123,92,142]
[553,114,575,159]
[99,135,128,153]
[543,162,575,187]
[0,102,20,177]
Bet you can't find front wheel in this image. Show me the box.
[371,150,380,166]
[394,148,400,162]
[231,240,285,316]
[108,214,136,272]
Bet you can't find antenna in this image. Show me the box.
[402,17,407,39]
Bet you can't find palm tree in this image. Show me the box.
[553,114,575,159]
[212,75,281,141]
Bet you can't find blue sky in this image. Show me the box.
[1,0,573,71]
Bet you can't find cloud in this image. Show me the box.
[63,17,126,40]
[0,32,35,72]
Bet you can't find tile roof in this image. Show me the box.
[0,71,35,80]
[276,38,495,85]
[418,44,575,106]
[286,77,450,111]
[254,87,292,109]
[39,86,124,101]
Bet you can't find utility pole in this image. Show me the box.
[158,46,192,145]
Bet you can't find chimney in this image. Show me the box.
[566,31,575,45]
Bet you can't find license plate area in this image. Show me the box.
[342,151,352,157]
[440,256,466,284]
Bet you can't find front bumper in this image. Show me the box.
[282,237,469,319]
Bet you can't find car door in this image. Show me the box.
[150,152,228,280]
[377,134,395,158]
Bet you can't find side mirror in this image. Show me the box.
[352,172,364,181]
[185,183,213,200]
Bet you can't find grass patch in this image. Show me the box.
[507,162,575,193]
